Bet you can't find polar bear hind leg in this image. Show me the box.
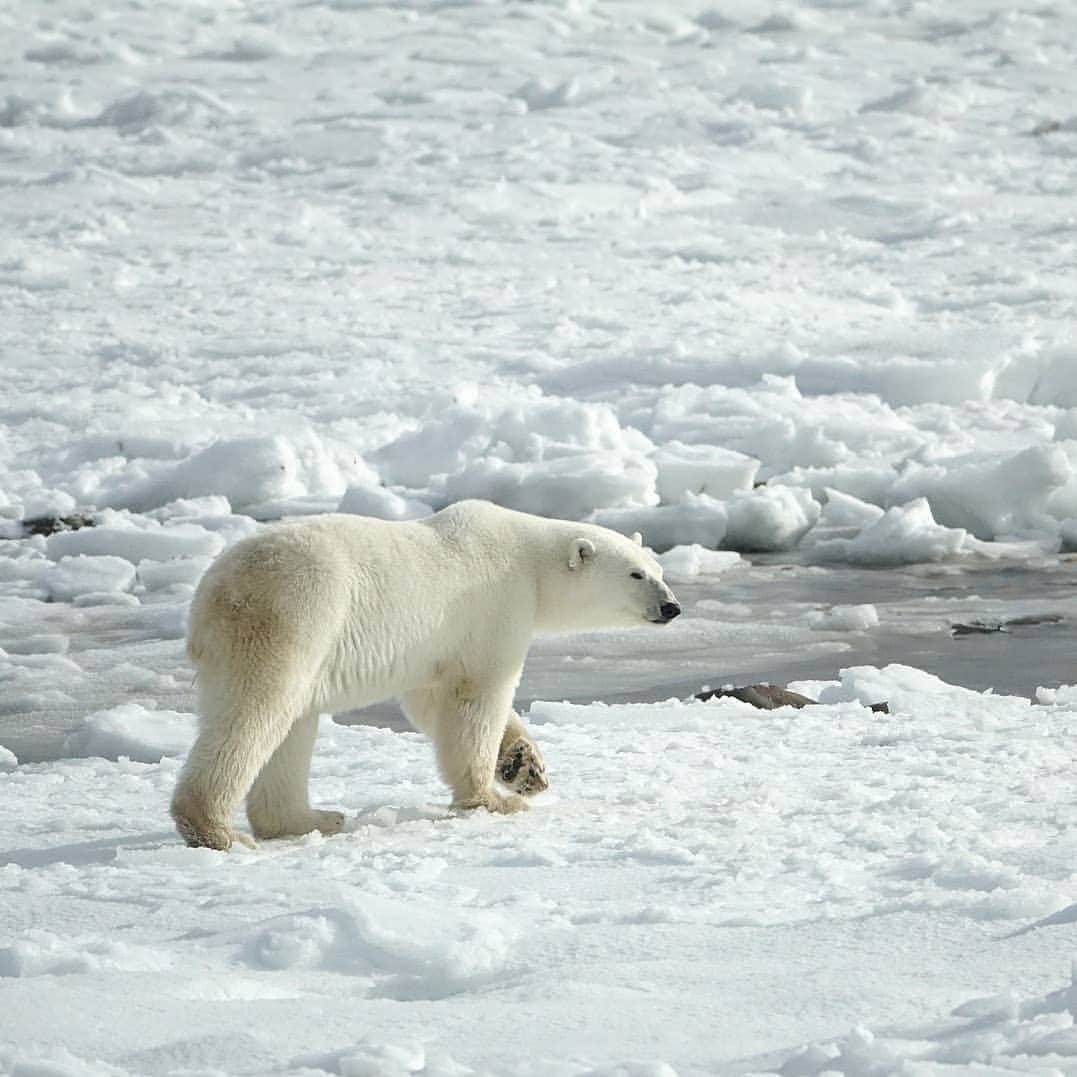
[246,712,346,840]
[171,664,316,850]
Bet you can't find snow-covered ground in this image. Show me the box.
[6,0,1077,1072]
[6,670,1077,1075]
[5,0,1077,560]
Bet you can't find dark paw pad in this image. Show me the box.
[497,739,548,796]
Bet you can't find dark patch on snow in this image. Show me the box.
[952,612,1063,637]
[696,683,889,713]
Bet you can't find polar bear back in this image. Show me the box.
[188,504,544,706]
[185,500,672,714]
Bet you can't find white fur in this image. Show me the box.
[171,500,679,849]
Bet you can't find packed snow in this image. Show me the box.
[6,669,1077,1074]
[4,0,1077,564]
[6,0,1077,1071]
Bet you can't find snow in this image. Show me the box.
[812,497,970,566]
[49,555,137,603]
[652,442,760,506]
[62,703,195,763]
[724,485,822,553]
[6,671,1077,1074]
[807,603,880,632]
[657,545,743,580]
[7,0,1077,1070]
[595,494,729,553]
[3,0,1077,560]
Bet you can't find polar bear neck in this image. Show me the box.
[428,500,598,636]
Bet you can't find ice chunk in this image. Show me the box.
[652,442,759,504]
[818,488,885,529]
[62,703,195,762]
[46,521,224,563]
[72,591,141,608]
[809,604,880,631]
[374,390,657,518]
[724,486,821,552]
[338,483,433,521]
[1027,347,1077,406]
[137,556,212,592]
[296,1039,427,1077]
[49,555,136,602]
[1,634,69,656]
[594,493,728,552]
[658,545,742,579]
[98,433,374,515]
[734,80,812,113]
[891,445,1070,540]
[813,498,968,565]
[443,453,657,521]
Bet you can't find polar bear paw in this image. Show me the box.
[497,738,549,796]
[249,808,347,841]
[173,810,254,851]
[454,790,530,815]
[310,808,347,836]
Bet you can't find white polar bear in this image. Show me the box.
[171,499,681,849]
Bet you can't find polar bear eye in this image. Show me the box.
[630,571,644,580]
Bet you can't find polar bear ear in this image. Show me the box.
[568,537,596,570]
[630,531,643,546]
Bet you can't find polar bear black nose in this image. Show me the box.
[659,602,681,622]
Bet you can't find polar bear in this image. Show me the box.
[171,499,681,849]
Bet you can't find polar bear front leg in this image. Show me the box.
[431,681,529,815]
[497,711,548,797]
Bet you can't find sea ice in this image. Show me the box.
[812,498,969,566]
[62,703,195,763]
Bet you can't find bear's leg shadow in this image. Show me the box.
[245,711,346,840]
[497,711,549,797]
[171,668,319,851]
[404,681,528,814]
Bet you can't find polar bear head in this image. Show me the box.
[538,525,681,634]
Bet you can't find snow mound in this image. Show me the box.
[95,433,375,516]
[233,897,514,1000]
[0,929,171,978]
[769,971,1077,1076]
[373,389,657,519]
[136,556,212,593]
[295,1038,429,1077]
[813,663,1025,727]
[91,87,232,131]
[62,703,195,762]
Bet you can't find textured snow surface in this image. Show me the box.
[5,671,1077,1074]
[4,0,1077,561]
[7,0,1077,1072]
